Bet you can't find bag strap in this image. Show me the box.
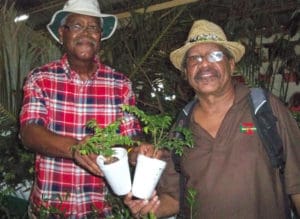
[249,88,295,219]
[171,98,197,218]
[249,88,285,171]
[172,99,197,172]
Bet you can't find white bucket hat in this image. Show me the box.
[47,0,118,43]
[170,20,245,71]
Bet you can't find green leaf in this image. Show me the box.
[122,105,194,155]
[74,118,137,157]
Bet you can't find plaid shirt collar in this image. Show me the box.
[61,54,102,80]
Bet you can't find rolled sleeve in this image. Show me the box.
[19,74,49,128]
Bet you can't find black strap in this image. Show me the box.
[249,88,294,219]
[171,99,197,218]
[249,88,285,170]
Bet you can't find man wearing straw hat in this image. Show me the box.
[124,19,300,218]
[19,0,140,218]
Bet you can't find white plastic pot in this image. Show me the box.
[96,147,131,196]
[132,154,167,199]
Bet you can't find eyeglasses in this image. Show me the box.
[186,51,225,67]
[63,24,101,34]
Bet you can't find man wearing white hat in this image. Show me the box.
[124,20,300,218]
[19,0,140,218]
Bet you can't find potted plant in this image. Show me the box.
[73,119,138,196]
[121,105,194,199]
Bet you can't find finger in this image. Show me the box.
[151,190,157,197]
[83,155,103,176]
[149,196,161,215]
[78,135,92,144]
[139,143,155,156]
[129,193,159,217]
[124,192,133,204]
[131,199,149,215]
[140,195,160,216]
[74,153,103,176]
[125,197,149,215]
[124,193,151,217]
[129,149,138,165]
[89,154,102,173]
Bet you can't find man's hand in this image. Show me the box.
[129,143,154,165]
[128,143,166,165]
[72,136,103,176]
[124,191,160,218]
[291,194,300,216]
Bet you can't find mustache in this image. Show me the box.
[74,38,97,47]
[194,68,220,81]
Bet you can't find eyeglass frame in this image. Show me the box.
[181,48,234,71]
[185,50,227,68]
[63,23,102,34]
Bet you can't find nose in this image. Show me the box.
[80,26,101,35]
[198,57,210,67]
[81,26,93,34]
[81,27,90,35]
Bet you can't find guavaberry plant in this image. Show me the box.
[72,119,138,158]
[121,105,194,156]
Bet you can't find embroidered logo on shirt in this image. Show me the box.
[240,122,256,135]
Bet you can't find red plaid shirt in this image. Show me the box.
[20,55,140,218]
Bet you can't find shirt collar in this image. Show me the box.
[60,54,101,80]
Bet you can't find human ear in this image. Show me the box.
[182,68,188,80]
[229,59,236,75]
[58,27,64,45]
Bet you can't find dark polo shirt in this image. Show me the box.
[158,83,300,218]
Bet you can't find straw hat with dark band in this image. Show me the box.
[47,0,117,43]
[170,20,245,71]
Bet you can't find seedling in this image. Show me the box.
[72,119,137,162]
[121,105,194,157]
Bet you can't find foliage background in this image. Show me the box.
[0,1,61,190]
